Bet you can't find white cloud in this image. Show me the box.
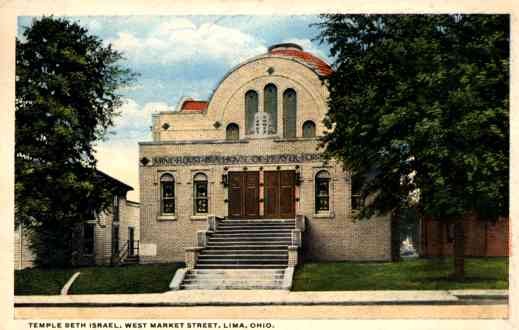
[95,98,177,202]
[95,140,140,202]
[109,18,267,66]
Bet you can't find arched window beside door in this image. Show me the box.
[160,173,175,214]
[315,170,330,213]
[193,173,209,214]
[283,88,297,138]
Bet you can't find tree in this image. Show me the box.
[15,17,135,267]
[317,14,509,278]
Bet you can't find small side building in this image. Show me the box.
[14,171,140,269]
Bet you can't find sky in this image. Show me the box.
[17,15,333,201]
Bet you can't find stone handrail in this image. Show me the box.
[185,247,203,269]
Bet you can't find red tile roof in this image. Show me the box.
[181,100,208,112]
[270,49,333,77]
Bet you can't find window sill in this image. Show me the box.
[313,212,334,219]
[190,215,208,221]
[157,215,177,221]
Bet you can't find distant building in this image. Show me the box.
[420,215,509,257]
[14,171,140,269]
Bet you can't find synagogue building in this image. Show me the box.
[138,43,391,271]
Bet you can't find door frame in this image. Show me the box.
[227,171,260,219]
[263,170,296,219]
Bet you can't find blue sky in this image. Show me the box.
[17,15,332,201]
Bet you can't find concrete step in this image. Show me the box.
[215,228,293,233]
[208,237,291,242]
[188,269,285,274]
[219,222,294,225]
[198,255,288,260]
[197,259,287,264]
[222,219,294,223]
[185,273,284,279]
[196,264,287,269]
[210,232,292,237]
[180,284,282,290]
[205,244,289,249]
[201,249,288,255]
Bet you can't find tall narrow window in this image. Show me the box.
[112,195,119,222]
[315,170,331,212]
[160,173,175,214]
[111,223,119,256]
[193,173,209,214]
[226,123,239,141]
[302,120,316,138]
[83,223,95,255]
[245,90,258,135]
[283,88,297,138]
[351,173,363,211]
[264,84,278,134]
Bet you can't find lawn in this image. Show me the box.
[15,263,184,295]
[15,268,77,295]
[69,263,184,294]
[293,257,508,291]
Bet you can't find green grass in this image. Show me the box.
[15,263,184,295]
[15,268,77,295]
[69,263,184,294]
[293,257,508,291]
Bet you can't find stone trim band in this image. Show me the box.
[147,153,323,167]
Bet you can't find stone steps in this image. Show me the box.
[179,218,297,289]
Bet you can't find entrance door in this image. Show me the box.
[228,172,259,218]
[264,170,295,219]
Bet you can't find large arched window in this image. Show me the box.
[226,123,239,141]
[193,173,208,215]
[283,88,297,138]
[245,90,258,135]
[264,84,278,134]
[302,120,316,138]
[315,170,331,213]
[160,173,175,214]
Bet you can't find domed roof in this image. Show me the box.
[267,43,333,77]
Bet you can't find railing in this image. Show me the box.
[129,240,140,257]
[111,240,140,266]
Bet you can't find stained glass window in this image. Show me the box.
[193,173,208,214]
[302,120,316,138]
[226,123,239,141]
[161,173,175,214]
[315,170,330,212]
[264,84,278,134]
[283,89,297,138]
[245,90,258,135]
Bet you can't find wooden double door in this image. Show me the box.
[228,171,295,219]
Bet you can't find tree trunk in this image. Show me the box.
[391,209,401,262]
[453,218,465,279]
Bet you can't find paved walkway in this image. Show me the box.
[14,289,508,307]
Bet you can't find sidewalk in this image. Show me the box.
[14,289,508,307]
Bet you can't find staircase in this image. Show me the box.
[179,218,298,290]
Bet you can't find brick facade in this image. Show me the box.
[420,215,509,257]
[139,43,391,263]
